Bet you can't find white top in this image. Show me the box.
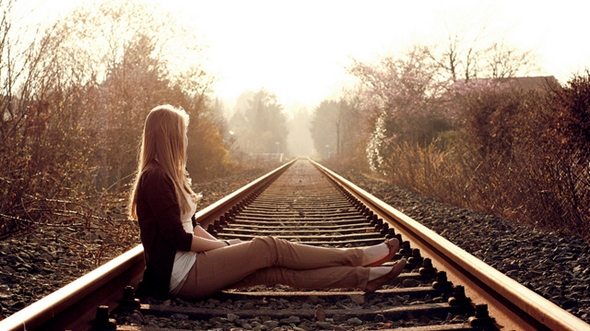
[169,191,197,294]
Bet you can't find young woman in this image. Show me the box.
[129,105,406,300]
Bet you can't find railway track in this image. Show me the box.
[1,159,589,330]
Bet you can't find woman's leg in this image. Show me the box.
[228,259,406,293]
[228,266,369,291]
[178,236,365,299]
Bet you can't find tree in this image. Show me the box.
[0,0,239,239]
[0,0,102,234]
[348,47,452,170]
[45,0,215,188]
[423,28,536,82]
[229,89,288,155]
[484,42,535,79]
[286,107,313,157]
[310,97,364,162]
[450,74,590,238]
[310,100,339,159]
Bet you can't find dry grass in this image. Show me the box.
[381,76,590,240]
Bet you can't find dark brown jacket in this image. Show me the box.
[135,163,193,297]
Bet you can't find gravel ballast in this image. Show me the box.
[338,170,590,325]
[1,164,589,327]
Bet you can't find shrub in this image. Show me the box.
[385,75,590,239]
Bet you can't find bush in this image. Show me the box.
[0,1,240,237]
[384,75,590,239]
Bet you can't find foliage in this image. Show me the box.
[187,115,236,183]
[309,99,364,165]
[229,89,288,156]
[385,76,590,239]
[347,47,454,171]
[310,100,339,158]
[551,73,590,158]
[335,30,539,173]
[286,107,314,157]
[0,0,234,236]
[314,29,587,239]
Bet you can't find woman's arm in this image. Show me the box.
[193,224,217,240]
[191,225,242,252]
[190,235,227,252]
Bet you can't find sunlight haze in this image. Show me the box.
[17,0,590,112]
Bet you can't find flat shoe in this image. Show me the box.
[364,258,406,293]
[367,238,399,267]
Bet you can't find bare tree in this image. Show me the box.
[423,26,537,82]
[484,41,536,79]
[422,24,487,82]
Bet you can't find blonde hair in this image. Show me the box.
[129,105,197,220]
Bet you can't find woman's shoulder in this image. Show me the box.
[140,162,172,187]
[142,161,164,175]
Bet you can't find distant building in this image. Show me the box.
[454,76,560,92]
[500,76,560,90]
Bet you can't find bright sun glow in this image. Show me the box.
[17,0,590,112]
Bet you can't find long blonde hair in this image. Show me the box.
[129,105,197,220]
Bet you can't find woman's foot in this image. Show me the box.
[362,238,400,267]
[364,258,406,293]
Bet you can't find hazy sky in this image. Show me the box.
[16,0,590,111]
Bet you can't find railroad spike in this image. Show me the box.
[408,248,424,264]
[448,285,471,306]
[91,305,116,330]
[373,224,382,233]
[399,241,412,257]
[214,220,223,230]
[370,214,378,225]
[419,258,437,275]
[468,304,497,327]
[432,271,453,289]
[207,224,218,237]
[118,285,140,309]
[385,228,396,239]
[379,223,389,236]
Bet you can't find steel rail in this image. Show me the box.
[311,159,590,331]
[0,160,295,331]
[194,159,295,229]
[0,245,144,331]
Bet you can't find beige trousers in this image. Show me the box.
[177,236,370,300]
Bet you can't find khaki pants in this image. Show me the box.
[177,236,370,300]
